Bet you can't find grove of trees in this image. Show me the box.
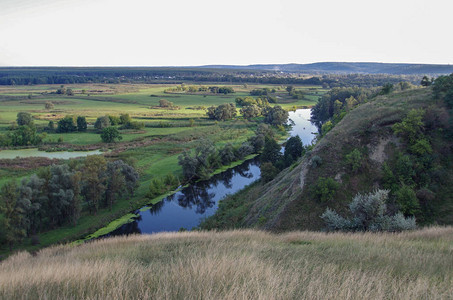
[0,157,139,249]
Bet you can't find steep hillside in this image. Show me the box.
[202,87,453,231]
[1,228,452,299]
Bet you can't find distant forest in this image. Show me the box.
[0,67,432,87]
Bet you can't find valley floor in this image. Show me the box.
[1,227,452,299]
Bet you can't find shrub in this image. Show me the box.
[45,101,54,110]
[345,149,362,172]
[321,189,416,232]
[108,115,121,125]
[94,116,111,131]
[310,155,322,168]
[148,178,165,198]
[163,174,179,188]
[312,177,339,202]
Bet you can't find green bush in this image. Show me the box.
[312,177,339,202]
[345,149,362,172]
[100,127,122,143]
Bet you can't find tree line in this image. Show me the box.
[206,102,289,126]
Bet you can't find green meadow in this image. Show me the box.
[0,83,323,253]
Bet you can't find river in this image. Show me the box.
[104,109,318,236]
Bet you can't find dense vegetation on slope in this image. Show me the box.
[1,228,452,299]
[202,82,453,231]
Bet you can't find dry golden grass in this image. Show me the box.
[1,227,453,299]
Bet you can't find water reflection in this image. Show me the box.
[106,109,316,237]
[107,157,261,236]
[287,109,319,145]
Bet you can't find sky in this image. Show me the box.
[0,0,452,66]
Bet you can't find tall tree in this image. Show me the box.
[263,106,289,126]
[18,175,46,235]
[260,137,282,164]
[16,112,33,126]
[284,135,304,163]
[77,116,87,132]
[82,155,107,215]
[0,182,26,250]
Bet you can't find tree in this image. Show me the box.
[0,181,26,250]
[240,104,261,120]
[178,139,218,180]
[433,74,453,109]
[77,116,87,132]
[321,189,416,232]
[248,134,265,153]
[380,83,394,95]
[18,174,46,234]
[119,113,131,125]
[260,162,279,183]
[100,126,122,143]
[105,162,126,209]
[82,155,107,215]
[108,115,121,125]
[57,116,77,133]
[8,123,44,146]
[206,103,237,121]
[113,160,139,196]
[392,109,425,144]
[45,101,54,110]
[263,106,289,126]
[94,116,111,130]
[284,135,303,162]
[219,143,236,165]
[235,142,254,160]
[260,137,282,164]
[47,165,80,227]
[17,112,33,126]
[395,184,420,216]
[420,76,432,87]
[46,121,55,132]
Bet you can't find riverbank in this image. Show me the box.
[75,154,261,242]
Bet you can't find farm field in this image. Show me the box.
[0,83,324,253]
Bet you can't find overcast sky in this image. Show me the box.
[0,0,452,66]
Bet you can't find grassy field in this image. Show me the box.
[0,227,452,299]
[0,83,323,253]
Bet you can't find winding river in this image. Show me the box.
[106,108,318,236]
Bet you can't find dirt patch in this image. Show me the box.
[0,157,61,170]
[299,159,310,191]
[369,137,399,163]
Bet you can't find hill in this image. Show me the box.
[1,228,452,299]
[201,86,453,231]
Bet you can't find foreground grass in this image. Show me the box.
[1,227,452,299]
